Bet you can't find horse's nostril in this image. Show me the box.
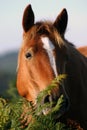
[44,95,52,104]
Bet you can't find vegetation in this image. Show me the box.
[0,75,82,130]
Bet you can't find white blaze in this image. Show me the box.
[41,37,58,77]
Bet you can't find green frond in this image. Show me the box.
[37,74,67,103]
[0,74,82,130]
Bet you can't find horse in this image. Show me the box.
[17,4,87,129]
[78,46,87,57]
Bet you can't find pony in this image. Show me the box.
[17,4,87,129]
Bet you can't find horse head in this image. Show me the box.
[17,5,87,128]
[17,4,69,116]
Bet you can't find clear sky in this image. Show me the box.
[0,0,87,54]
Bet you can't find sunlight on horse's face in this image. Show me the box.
[17,4,69,115]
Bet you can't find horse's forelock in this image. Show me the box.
[35,21,65,48]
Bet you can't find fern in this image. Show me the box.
[0,75,82,130]
[37,74,66,103]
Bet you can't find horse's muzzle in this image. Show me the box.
[42,94,70,117]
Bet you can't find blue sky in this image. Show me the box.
[0,0,87,54]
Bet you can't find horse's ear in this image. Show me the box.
[22,4,34,32]
[53,8,68,35]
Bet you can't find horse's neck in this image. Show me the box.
[65,49,87,102]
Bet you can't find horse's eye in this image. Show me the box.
[25,52,33,59]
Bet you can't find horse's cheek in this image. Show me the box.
[17,65,28,97]
[17,73,25,97]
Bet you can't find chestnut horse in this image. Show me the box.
[78,46,87,57]
[17,4,87,129]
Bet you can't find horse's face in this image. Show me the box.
[17,32,58,101]
[17,5,69,115]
